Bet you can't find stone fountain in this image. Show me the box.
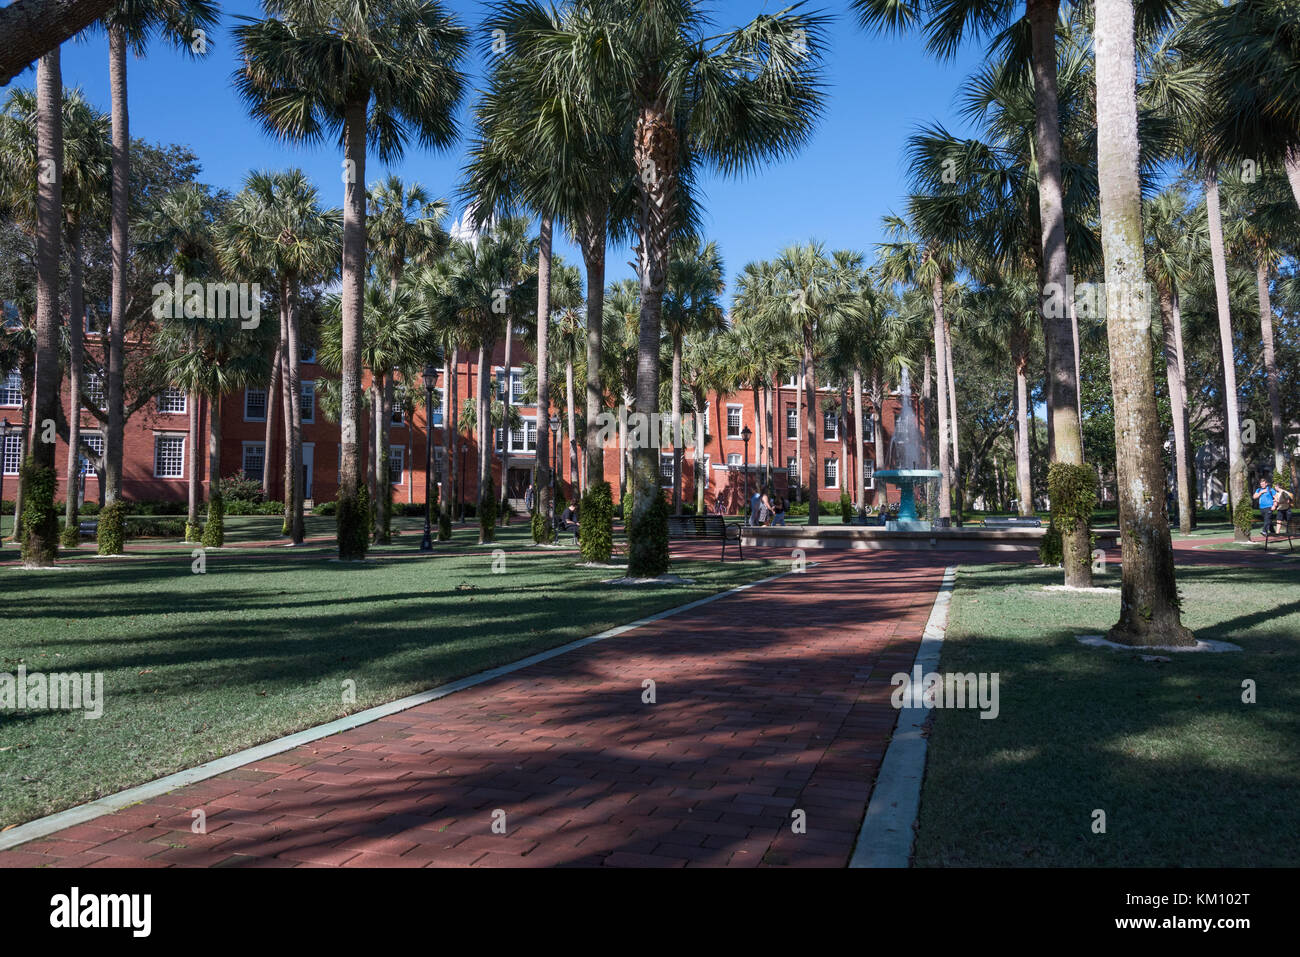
[873,366,943,531]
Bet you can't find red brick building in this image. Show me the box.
[4,339,915,514]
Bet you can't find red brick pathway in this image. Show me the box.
[0,551,950,868]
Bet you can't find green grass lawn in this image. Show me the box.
[0,533,778,829]
[913,562,1300,866]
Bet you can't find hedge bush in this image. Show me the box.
[19,459,58,565]
[1235,494,1255,538]
[184,521,203,543]
[580,481,614,563]
[337,485,370,559]
[479,475,497,543]
[839,491,852,523]
[97,501,126,555]
[628,492,671,577]
[1044,462,1096,570]
[201,495,225,547]
[59,516,81,549]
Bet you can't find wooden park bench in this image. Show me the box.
[78,520,98,538]
[1263,511,1295,553]
[667,514,742,562]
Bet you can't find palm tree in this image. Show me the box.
[544,0,828,574]
[217,169,341,543]
[663,237,725,514]
[1145,187,1204,532]
[366,175,448,540]
[235,0,468,559]
[135,181,223,538]
[20,46,63,565]
[97,0,219,555]
[1094,0,1193,645]
[548,261,586,498]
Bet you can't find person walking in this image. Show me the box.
[772,495,786,526]
[524,483,535,513]
[1253,476,1278,535]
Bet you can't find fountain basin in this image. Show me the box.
[874,468,943,529]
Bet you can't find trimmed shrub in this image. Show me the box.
[184,521,203,543]
[1234,494,1255,538]
[97,501,126,555]
[126,517,188,539]
[59,518,81,549]
[839,491,852,523]
[1045,462,1096,571]
[337,485,370,559]
[201,495,225,547]
[213,474,264,503]
[314,500,338,516]
[1039,524,1064,566]
[580,481,614,563]
[18,459,58,564]
[628,491,671,576]
[786,500,809,517]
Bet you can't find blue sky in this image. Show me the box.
[34,0,984,295]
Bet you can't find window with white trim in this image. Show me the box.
[154,435,185,478]
[432,386,443,426]
[244,387,267,422]
[433,445,446,483]
[659,452,674,487]
[1,369,21,407]
[389,445,404,484]
[786,403,798,439]
[863,462,875,490]
[242,442,265,480]
[824,457,838,488]
[157,388,186,415]
[79,432,104,475]
[391,406,404,425]
[823,411,838,442]
[788,456,799,484]
[726,404,742,439]
[727,452,741,467]
[509,418,538,453]
[865,416,875,444]
[2,431,22,475]
[300,381,315,423]
[85,371,105,411]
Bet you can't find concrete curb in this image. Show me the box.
[0,563,799,853]
[848,564,957,868]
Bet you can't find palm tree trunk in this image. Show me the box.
[188,385,201,531]
[447,344,459,522]
[671,329,683,515]
[618,397,628,501]
[439,352,451,530]
[280,305,292,527]
[694,386,707,513]
[24,45,61,565]
[374,371,392,542]
[945,317,962,523]
[566,357,578,499]
[104,27,127,536]
[1095,0,1192,644]
[337,92,367,559]
[853,366,865,513]
[262,326,280,497]
[63,225,84,536]
[477,343,491,542]
[629,107,675,574]
[872,369,885,507]
[1285,150,1300,211]
[1255,260,1285,475]
[1159,287,1194,534]
[581,203,607,494]
[207,393,222,529]
[285,280,304,544]
[1013,332,1034,517]
[1172,294,1195,527]
[535,213,553,532]
[1030,0,1090,585]
[922,348,932,469]
[366,381,378,518]
[838,381,849,510]
[499,309,513,525]
[794,358,803,504]
[1070,292,1083,423]
[931,274,952,524]
[803,336,820,525]
[1204,170,1248,539]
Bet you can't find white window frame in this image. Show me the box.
[726,404,743,439]
[300,380,315,424]
[79,432,104,476]
[242,441,266,480]
[823,411,838,442]
[824,456,839,489]
[244,387,268,422]
[726,452,741,467]
[1,369,21,407]
[863,462,875,491]
[157,388,187,415]
[2,431,23,475]
[154,433,186,479]
[786,403,798,439]
[389,444,405,485]
[787,456,799,484]
[85,370,106,412]
[432,385,444,426]
[659,452,674,488]
[508,417,538,454]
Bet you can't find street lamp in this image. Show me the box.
[0,417,8,547]
[549,415,560,493]
[741,424,752,522]
[419,364,436,552]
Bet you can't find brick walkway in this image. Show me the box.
[0,551,951,868]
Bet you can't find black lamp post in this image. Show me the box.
[741,424,752,521]
[420,364,436,552]
[549,415,560,493]
[0,417,8,547]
